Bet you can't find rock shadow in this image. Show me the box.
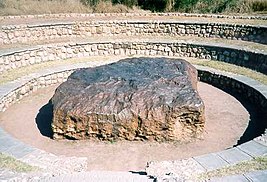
[200,80,267,146]
[129,171,147,176]
[129,171,154,179]
[234,100,267,146]
[219,88,266,146]
[35,100,53,138]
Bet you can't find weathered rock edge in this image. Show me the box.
[51,57,205,141]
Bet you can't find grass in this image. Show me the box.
[196,156,267,180]
[93,1,129,13]
[0,0,141,15]
[187,58,267,85]
[0,0,93,15]
[0,56,120,85]
[173,0,267,14]
[0,152,38,172]
[0,0,266,15]
[1,56,266,86]
[227,0,267,14]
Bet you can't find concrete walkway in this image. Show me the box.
[1,35,266,54]
[209,170,267,182]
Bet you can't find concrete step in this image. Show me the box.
[1,35,266,55]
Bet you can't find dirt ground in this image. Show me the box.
[0,82,249,172]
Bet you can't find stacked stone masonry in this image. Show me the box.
[1,41,266,74]
[0,71,72,112]
[199,70,267,115]
[1,21,267,45]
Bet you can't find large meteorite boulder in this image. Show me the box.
[51,57,205,141]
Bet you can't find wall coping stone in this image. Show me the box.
[1,40,266,57]
[195,65,267,98]
[1,19,266,27]
[1,13,267,21]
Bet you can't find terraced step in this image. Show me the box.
[1,36,266,76]
[0,128,87,175]
[1,13,267,26]
[1,18,266,46]
[0,35,266,53]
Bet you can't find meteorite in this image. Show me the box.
[51,57,205,141]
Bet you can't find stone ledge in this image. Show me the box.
[2,20,267,27]
[0,128,87,176]
[1,13,266,21]
[195,65,267,113]
[1,20,266,45]
[147,140,267,180]
[1,40,266,75]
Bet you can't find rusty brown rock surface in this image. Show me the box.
[51,57,205,141]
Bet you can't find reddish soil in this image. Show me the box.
[0,82,249,171]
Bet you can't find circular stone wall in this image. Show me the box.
[0,79,249,171]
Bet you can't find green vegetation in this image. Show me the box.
[0,0,93,15]
[0,152,38,172]
[0,0,266,15]
[139,0,267,13]
[196,156,267,180]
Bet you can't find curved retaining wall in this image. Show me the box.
[1,41,266,74]
[198,68,267,115]
[1,21,267,45]
[0,70,72,111]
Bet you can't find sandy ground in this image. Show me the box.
[1,15,266,26]
[0,82,249,172]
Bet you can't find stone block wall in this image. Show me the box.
[0,71,72,112]
[1,21,266,45]
[199,70,267,114]
[198,69,267,136]
[1,41,266,74]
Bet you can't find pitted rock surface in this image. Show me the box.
[51,57,205,141]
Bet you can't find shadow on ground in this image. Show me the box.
[199,76,267,146]
[234,99,267,146]
[129,171,147,176]
[35,100,53,138]
[216,86,267,146]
